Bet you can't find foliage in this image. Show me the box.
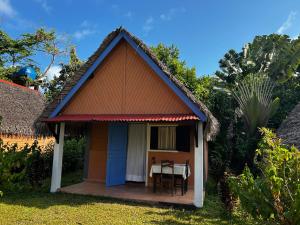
[208,34,300,181]
[62,138,86,172]
[43,46,82,101]
[0,138,85,192]
[151,43,198,92]
[232,74,280,136]
[229,128,300,224]
[0,140,39,191]
[216,34,300,85]
[0,28,70,85]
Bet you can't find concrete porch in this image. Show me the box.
[59,181,194,206]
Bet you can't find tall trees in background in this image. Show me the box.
[0,28,81,102]
[151,34,300,178]
[151,43,198,92]
[43,47,82,101]
[0,28,70,83]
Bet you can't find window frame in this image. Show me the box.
[149,124,191,152]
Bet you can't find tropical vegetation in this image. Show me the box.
[229,128,300,224]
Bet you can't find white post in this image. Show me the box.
[50,122,65,193]
[145,123,150,186]
[194,122,204,207]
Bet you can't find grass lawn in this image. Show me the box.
[0,172,259,225]
[0,193,258,225]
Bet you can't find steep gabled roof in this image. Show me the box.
[277,102,300,149]
[40,27,219,141]
[0,80,45,136]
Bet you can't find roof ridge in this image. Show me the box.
[0,79,40,95]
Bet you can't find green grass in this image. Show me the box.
[0,192,258,225]
[0,172,259,225]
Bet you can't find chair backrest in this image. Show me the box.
[161,160,174,174]
[152,157,156,165]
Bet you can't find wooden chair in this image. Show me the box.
[174,160,189,196]
[160,160,175,195]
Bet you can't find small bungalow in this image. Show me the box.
[277,102,300,149]
[0,79,51,146]
[40,28,219,207]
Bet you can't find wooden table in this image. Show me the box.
[149,164,191,194]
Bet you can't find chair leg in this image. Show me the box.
[181,178,184,196]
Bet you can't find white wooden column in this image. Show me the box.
[194,122,204,207]
[145,123,150,186]
[50,122,65,193]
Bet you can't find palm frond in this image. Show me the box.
[232,74,279,135]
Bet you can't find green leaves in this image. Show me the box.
[151,43,198,93]
[232,74,280,136]
[229,128,300,224]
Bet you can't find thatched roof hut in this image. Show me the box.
[0,79,45,136]
[277,102,300,149]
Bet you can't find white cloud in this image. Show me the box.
[143,16,154,34]
[80,20,90,27]
[277,11,297,34]
[111,4,119,10]
[73,29,96,40]
[45,65,61,80]
[33,0,52,14]
[73,20,98,40]
[124,11,132,18]
[160,7,186,21]
[0,0,16,17]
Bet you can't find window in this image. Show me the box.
[150,126,191,152]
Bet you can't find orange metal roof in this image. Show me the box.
[44,114,199,122]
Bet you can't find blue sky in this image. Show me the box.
[1,0,300,79]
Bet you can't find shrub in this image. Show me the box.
[0,137,86,192]
[0,140,42,191]
[62,138,86,172]
[229,128,300,224]
[41,137,86,174]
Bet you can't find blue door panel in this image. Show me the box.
[106,123,128,186]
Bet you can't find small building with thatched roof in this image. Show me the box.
[0,79,52,146]
[277,102,300,149]
[40,27,219,208]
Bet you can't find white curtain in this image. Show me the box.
[126,124,147,182]
[158,126,176,150]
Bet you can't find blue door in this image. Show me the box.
[106,123,128,186]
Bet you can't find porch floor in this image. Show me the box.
[59,181,194,206]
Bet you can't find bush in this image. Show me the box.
[229,128,300,224]
[0,137,86,192]
[62,138,86,172]
[38,137,86,176]
[0,140,44,191]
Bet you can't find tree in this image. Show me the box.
[216,34,300,85]
[209,34,300,177]
[43,46,82,101]
[151,43,198,93]
[0,28,69,84]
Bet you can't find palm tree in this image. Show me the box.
[232,74,280,136]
